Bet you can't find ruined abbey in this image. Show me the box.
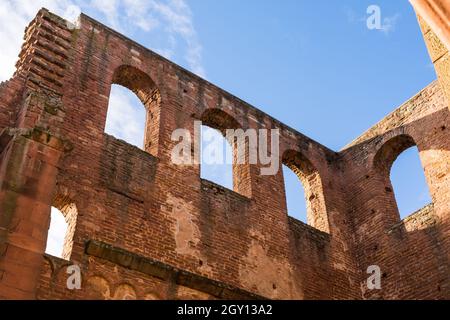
[0,5,448,300]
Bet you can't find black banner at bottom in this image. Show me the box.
[0,300,445,319]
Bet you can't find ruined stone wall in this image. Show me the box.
[0,9,448,300]
[0,76,25,134]
[341,81,449,299]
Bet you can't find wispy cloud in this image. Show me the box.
[0,0,206,253]
[45,207,68,258]
[90,0,121,30]
[143,0,205,76]
[105,85,146,148]
[0,0,82,81]
[0,0,205,81]
[124,0,160,32]
[0,0,205,146]
[200,126,233,189]
[86,0,206,77]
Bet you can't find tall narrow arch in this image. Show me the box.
[45,207,68,258]
[105,65,161,156]
[282,150,329,233]
[45,196,78,260]
[374,134,432,220]
[200,124,233,190]
[200,109,252,198]
[282,164,307,223]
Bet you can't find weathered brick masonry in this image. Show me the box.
[0,9,448,300]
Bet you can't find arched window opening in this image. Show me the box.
[45,207,68,258]
[45,201,78,260]
[105,84,146,149]
[282,150,329,233]
[374,134,432,221]
[282,164,307,223]
[200,109,252,198]
[200,125,233,190]
[390,146,432,219]
[105,65,161,156]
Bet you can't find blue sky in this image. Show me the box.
[0,1,435,256]
[190,0,435,148]
[189,0,434,221]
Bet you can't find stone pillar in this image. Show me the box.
[0,128,69,299]
[410,0,450,50]
[415,12,450,110]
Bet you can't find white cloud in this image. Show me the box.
[105,85,146,148]
[124,0,160,32]
[90,0,206,76]
[0,0,205,81]
[0,0,82,81]
[90,0,120,30]
[200,126,234,189]
[345,7,361,24]
[153,47,175,60]
[144,0,205,76]
[45,207,68,258]
[0,1,206,252]
[0,0,205,150]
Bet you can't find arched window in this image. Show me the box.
[200,109,252,197]
[45,207,68,258]
[45,201,78,260]
[282,164,307,223]
[105,66,161,156]
[374,134,432,221]
[105,84,146,149]
[282,150,329,233]
[390,146,432,219]
[200,125,233,190]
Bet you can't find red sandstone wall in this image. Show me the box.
[410,0,450,51]
[0,9,448,300]
[42,10,358,299]
[0,78,24,132]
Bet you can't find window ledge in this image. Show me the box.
[200,178,251,201]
